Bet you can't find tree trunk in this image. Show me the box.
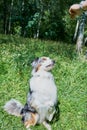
[3,0,8,34]
[36,17,41,38]
[8,0,14,34]
[20,0,25,36]
[34,0,43,38]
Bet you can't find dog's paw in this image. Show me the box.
[43,121,52,130]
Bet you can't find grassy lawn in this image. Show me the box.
[0,34,87,130]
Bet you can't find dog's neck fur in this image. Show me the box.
[31,69,53,80]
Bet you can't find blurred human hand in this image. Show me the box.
[69,4,81,18]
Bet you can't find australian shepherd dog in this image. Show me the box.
[4,57,58,130]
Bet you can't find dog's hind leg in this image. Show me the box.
[46,106,55,122]
[43,121,52,130]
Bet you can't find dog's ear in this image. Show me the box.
[31,57,39,67]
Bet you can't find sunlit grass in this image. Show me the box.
[0,35,87,130]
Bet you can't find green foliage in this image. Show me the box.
[0,35,87,130]
[63,10,77,41]
[14,26,21,35]
[0,0,79,41]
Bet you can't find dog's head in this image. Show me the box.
[31,57,55,72]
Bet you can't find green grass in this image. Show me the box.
[0,34,87,130]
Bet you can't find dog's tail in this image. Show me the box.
[4,99,24,117]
